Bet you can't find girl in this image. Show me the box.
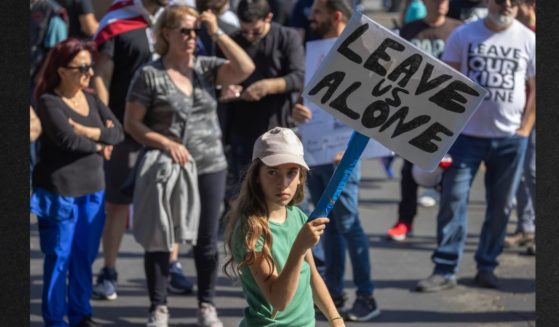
[223,127,345,326]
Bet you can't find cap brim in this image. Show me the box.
[260,153,310,170]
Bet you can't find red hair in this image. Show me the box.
[33,38,97,101]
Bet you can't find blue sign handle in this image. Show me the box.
[308,131,370,221]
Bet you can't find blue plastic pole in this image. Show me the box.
[308,131,370,221]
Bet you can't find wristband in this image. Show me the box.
[211,28,225,41]
[330,316,343,322]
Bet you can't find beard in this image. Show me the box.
[309,20,331,38]
[488,13,515,27]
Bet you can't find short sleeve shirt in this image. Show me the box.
[55,0,95,38]
[127,57,228,174]
[442,20,536,137]
[231,206,315,326]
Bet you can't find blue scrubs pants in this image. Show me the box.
[31,188,106,327]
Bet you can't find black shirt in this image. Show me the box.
[400,18,462,58]
[227,23,305,143]
[54,0,95,39]
[98,28,153,124]
[33,92,124,197]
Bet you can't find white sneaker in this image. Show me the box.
[197,302,223,327]
[147,305,169,327]
[418,188,439,207]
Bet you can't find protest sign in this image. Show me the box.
[299,38,392,167]
[303,12,488,171]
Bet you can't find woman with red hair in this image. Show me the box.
[31,38,124,327]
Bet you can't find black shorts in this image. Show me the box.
[104,137,142,204]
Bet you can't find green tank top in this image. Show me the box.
[232,206,315,326]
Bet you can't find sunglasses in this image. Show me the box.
[495,0,520,6]
[177,27,201,37]
[65,63,94,74]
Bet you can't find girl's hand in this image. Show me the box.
[330,318,345,327]
[164,140,190,165]
[293,218,329,256]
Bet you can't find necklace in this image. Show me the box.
[56,90,81,109]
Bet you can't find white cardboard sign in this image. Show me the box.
[299,38,392,167]
[303,12,488,171]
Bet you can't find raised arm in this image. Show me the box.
[199,10,255,86]
[247,218,329,311]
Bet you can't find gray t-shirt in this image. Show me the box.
[127,56,227,174]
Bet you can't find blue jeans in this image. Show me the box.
[307,161,374,297]
[31,189,106,327]
[515,128,536,233]
[433,134,528,275]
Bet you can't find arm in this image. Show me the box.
[291,102,312,124]
[199,10,255,86]
[38,97,102,153]
[66,96,124,145]
[306,251,345,326]
[30,106,42,142]
[93,52,114,105]
[77,0,98,37]
[517,76,535,137]
[124,101,190,165]
[241,28,305,102]
[78,13,99,37]
[247,218,330,311]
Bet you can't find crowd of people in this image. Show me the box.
[29,0,535,326]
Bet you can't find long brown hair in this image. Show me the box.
[33,38,97,101]
[223,159,307,280]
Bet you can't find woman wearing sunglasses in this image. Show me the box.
[31,38,124,327]
[124,5,254,326]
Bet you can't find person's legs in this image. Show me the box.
[38,213,77,327]
[387,160,417,240]
[509,129,536,241]
[194,170,227,305]
[329,162,373,297]
[144,251,171,309]
[95,139,141,299]
[432,135,485,275]
[194,170,226,327]
[67,191,106,325]
[475,136,528,273]
[227,134,255,199]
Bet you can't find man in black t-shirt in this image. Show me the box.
[386,0,462,242]
[224,0,305,197]
[54,0,98,38]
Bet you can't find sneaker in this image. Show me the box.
[147,305,169,327]
[418,188,439,207]
[197,302,223,327]
[92,267,118,300]
[475,271,498,289]
[416,273,457,292]
[71,316,98,327]
[504,231,535,248]
[386,221,412,241]
[168,261,194,294]
[346,295,381,322]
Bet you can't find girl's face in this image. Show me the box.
[258,163,301,210]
